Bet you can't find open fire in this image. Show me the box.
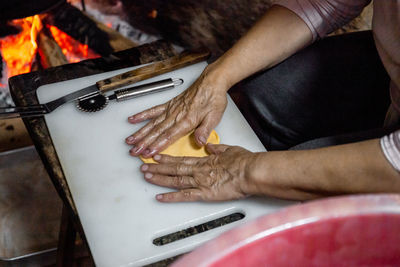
[0,15,42,85]
[47,25,99,63]
[0,1,157,107]
[0,14,100,105]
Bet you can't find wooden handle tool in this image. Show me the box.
[96,49,210,93]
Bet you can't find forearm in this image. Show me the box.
[246,139,400,200]
[206,5,313,90]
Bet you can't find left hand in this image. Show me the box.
[139,143,257,202]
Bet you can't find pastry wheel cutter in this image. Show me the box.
[0,50,208,119]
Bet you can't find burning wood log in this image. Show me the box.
[46,2,114,56]
[86,14,137,52]
[37,26,68,68]
[46,2,136,55]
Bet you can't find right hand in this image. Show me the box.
[140,143,256,202]
[125,64,229,158]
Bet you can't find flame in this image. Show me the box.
[0,14,99,91]
[0,15,42,79]
[48,25,99,63]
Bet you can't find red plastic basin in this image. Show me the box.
[172,194,400,267]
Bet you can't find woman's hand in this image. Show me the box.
[126,64,229,158]
[139,144,258,202]
[139,139,400,203]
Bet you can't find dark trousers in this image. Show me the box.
[229,31,393,150]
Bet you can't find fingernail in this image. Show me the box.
[156,194,163,200]
[141,164,148,171]
[126,136,135,143]
[145,172,153,179]
[128,116,135,120]
[134,145,144,154]
[143,148,155,156]
[130,145,139,154]
[199,136,206,145]
[153,154,161,161]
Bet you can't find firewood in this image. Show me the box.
[37,26,68,68]
[46,2,114,56]
[85,14,137,52]
[46,2,136,54]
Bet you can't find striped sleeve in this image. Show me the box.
[380,130,400,172]
[273,0,371,41]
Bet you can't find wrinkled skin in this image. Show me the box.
[139,144,257,202]
[125,65,228,158]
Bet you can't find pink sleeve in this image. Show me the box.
[273,0,371,41]
[381,130,400,172]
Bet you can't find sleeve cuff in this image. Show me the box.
[273,0,371,43]
[273,0,320,42]
[380,131,400,172]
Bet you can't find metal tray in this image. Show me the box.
[0,146,62,266]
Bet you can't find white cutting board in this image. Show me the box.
[37,62,294,267]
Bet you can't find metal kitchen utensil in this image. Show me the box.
[0,50,209,119]
[76,78,184,112]
[0,84,100,119]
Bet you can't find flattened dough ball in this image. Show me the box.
[140,130,220,164]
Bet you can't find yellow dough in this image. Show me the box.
[140,130,220,164]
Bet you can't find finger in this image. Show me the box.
[194,113,222,146]
[156,189,202,202]
[128,117,176,156]
[126,114,166,145]
[141,163,194,176]
[143,173,196,189]
[141,120,193,157]
[153,154,202,165]
[206,143,230,155]
[128,103,166,124]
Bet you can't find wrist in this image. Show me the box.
[241,152,271,195]
[203,57,236,91]
[243,151,292,197]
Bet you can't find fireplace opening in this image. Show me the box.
[0,0,158,107]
